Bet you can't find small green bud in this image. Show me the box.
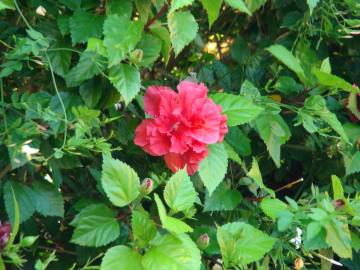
[197,233,209,250]
[140,178,153,195]
[129,49,143,64]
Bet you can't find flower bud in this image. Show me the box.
[129,49,143,64]
[334,199,345,209]
[197,233,210,250]
[0,221,11,250]
[294,258,304,269]
[140,178,153,195]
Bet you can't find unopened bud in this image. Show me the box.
[334,199,345,209]
[129,49,143,64]
[140,178,153,195]
[294,258,304,269]
[20,235,38,247]
[197,233,210,250]
[0,221,11,250]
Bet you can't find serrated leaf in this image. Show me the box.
[101,245,143,270]
[212,93,264,126]
[266,44,306,84]
[325,220,352,259]
[204,182,242,212]
[225,127,251,156]
[32,181,64,217]
[344,151,360,176]
[248,157,275,196]
[170,0,194,13]
[106,0,133,19]
[65,51,106,87]
[136,34,162,68]
[47,40,72,78]
[255,113,291,167]
[307,0,320,15]
[71,204,120,247]
[201,0,222,27]
[164,169,197,213]
[132,210,157,248]
[313,69,359,93]
[103,14,144,67]
[154,194,193,233]
[109,63,141,105]
[217,222,276,268]
[199,143,228,196]
[224,0,251,15]
[149,23,171,64]
[3,181,35,224]
[260,197,288,220]
[69,10,104,45]
[168,11,199,55]
[101,155,140,207]
[142,233,201,270]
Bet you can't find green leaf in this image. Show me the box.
[3,181,35,224]
[199,143,228,196]
[225,127,251,156]
[164,169,197,213]
[224,0,251,15]
[0,0,14,10]
[149,23,171,64]
[346,93,360,120]
[170,0,194,13]
[260,197,288,220]
[101,245,143,270]
[247,158,275,196]
[154,194,193,233]
[217,222,276,267]
[69,10,104,45]
[5,186,19,250]
[230,36,250,64]
[136,34,162,68]
[103,15,144,67]
[101,155,140,207]
[266,44,306,84]
[245,0,267,12]
[47,44,72,78]
[168,11,199,56]
[325,220,352,258]
[71,204,120,247]
[344,151,360,176]
[313,69,360,93]
[204,182,242,212]
[132,210,157,248]
[274,76,303,95]
[32,181,64,217]
[212,93,264,126]
[106,0,133,19]
[307,0,320,15]
[142,233,201,270]
[109,63,141,105]
[65,51,106,87]
[332,175,344,200]
[201,0,222,27]
[255,113,291,167]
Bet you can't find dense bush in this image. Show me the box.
[0,0,360,269]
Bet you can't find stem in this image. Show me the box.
[0,79,8,134]
[144,0,171,30]
[14,0,32,29]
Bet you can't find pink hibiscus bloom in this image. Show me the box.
[134,81,228,175]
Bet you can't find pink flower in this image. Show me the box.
[134,81,228,175]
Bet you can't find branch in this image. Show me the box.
[144,0,171,30]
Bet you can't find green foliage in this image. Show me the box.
[1,0,360,269]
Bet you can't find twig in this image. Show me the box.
[0,164,11,181]
[144,0,171,30]
[38,245,76,256]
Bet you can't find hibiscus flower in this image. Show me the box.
[134,81,228,175]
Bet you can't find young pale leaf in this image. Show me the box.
[109,63,141,105]
[142,233,201,270]
[103,14,144,66]
[164,169,197,213]
[154,194,193,233]
[3,181,35,224]
[260,197,288,220]
[199,143,228,196]
[132,210,157,248]
[306,0,320,15]
[204,182,242,212]
[168,11,199,55]
[201,0,222,27]
[248,158,275,197]
[224,0,251,15]
[69,10,104,45]
[217,222,276,268]
[266,45,306,84]
[212,93,264,126]
[65,51,106,87]
[71,204,120,247]
[32,181,64,217]
[255,113,291,167]
[313,69,359,93]
[325,220,352,259]
[0,0,14,10]
[101,245,143,270]
[170,0,194,13]
[331,175,344,200]
[101,155,140,207]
